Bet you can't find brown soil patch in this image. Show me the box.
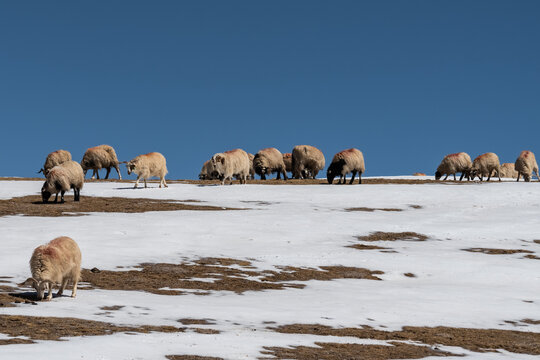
[347,244,388,250]
[523,254,540,260]
[463,248,534,255]
[521,319,540,325]
[409,204,423,209]
[356,232,428,242]
[271,324,540,355]
[191,328,221,334]
[100,305,124,311]
[534,240,540,245]
[260,341,458,359]
[167,356,224,360]
[79,258,383,295]
[345,207,403,212]
[0,314,184,343]
[404,273,416,278]
[0,195,242,217]
[0,285,37,307]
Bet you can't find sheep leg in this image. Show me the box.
[60,191,65,203]
[261,173,266,180]
[453,174,456,180]
[54,193,58,203]
[144,178,147,188]
[105,167,111,179]
[350,171,356,184]
[162,177,168,187]
[115,165,122,180]
[74,188,80,202]
[516,172,520,182]
[497,168,502,182]
[443,174,448,180]
[487,171,492,181]
[57,278,68,296]
[358,172,362,184]
[134,175,141,188]
[46,282,53,301]
[282,168,288,181]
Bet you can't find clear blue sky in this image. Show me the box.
[1,1,539,179]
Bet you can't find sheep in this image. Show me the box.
[253,148,288,180]
[80,144,122,180]
[471,152,501,181]
[199,160,218,180]
[211,149,250,185]
[41,161,84,203]
[21,236,81,301]
[327,148,365,184]
[515,150,539,182]
[435,152,472,181]
[291,145,325,179]
[248,153,255,180]
[282,153,293,174]
[38,150,72,176]
[498,163,519,179]
[126,152,168,188]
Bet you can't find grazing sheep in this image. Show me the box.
[435,152,472,181]
[291,145,325,179]
[248,153,255,180]
[471,152,501,181]
[253,148,288,180]
[327,148,365,184]
[199,160,218,180]
[126,152,168,188]
[211,149,250,185]
[498,163,519,179]
[515,150,539,182]
[21,236,81,301]
[80,144,122,180]
[41,161,84,203]
[39,150,72,176]
[282,153,293,174]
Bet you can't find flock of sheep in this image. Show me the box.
[20,146,540,301]
[435,150,539,182]
[38,144,540,204]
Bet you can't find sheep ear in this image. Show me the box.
[20,278,37,287]
[220,158,225,165]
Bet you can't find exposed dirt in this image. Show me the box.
[260,341,458,359]
[347,244,389,250]
[534,240,540,245]
[523,254,540,260]
[166,356,224,360]
[403,273,416,278]
[77,258,383,295]
[463,248,534,255]
[0,195,242,217]
[356,232,428,242]
[270,324,540,355]
[0,315,184,344]
[345,207,403,212]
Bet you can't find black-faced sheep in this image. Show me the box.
[253,148,288,180]
[21,236,81,301]
[471,152,501,182]
[515,150,539,182]
[39,150,72,176]
[435,152,472,181]
[80,145,122,180]
[41,161,84,203]
[199,160,218,180]
[126,152,168,188]
[327,148,365,184]
[211,149,250,185]
[291,145,325,179]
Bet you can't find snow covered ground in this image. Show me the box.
[0,179,539,359]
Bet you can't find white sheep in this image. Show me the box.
[291,145,325,179]
[80,144,122,180]
[41,161,84,203]
[471,152,501,181]
[211,149,250,185]
[435,152,472,181]
[126,152,168,188]
[498,163,518,179]
[39,150,72,176]
[253,148,288,180]
[515,150,539,182]
[21,236,81,301]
